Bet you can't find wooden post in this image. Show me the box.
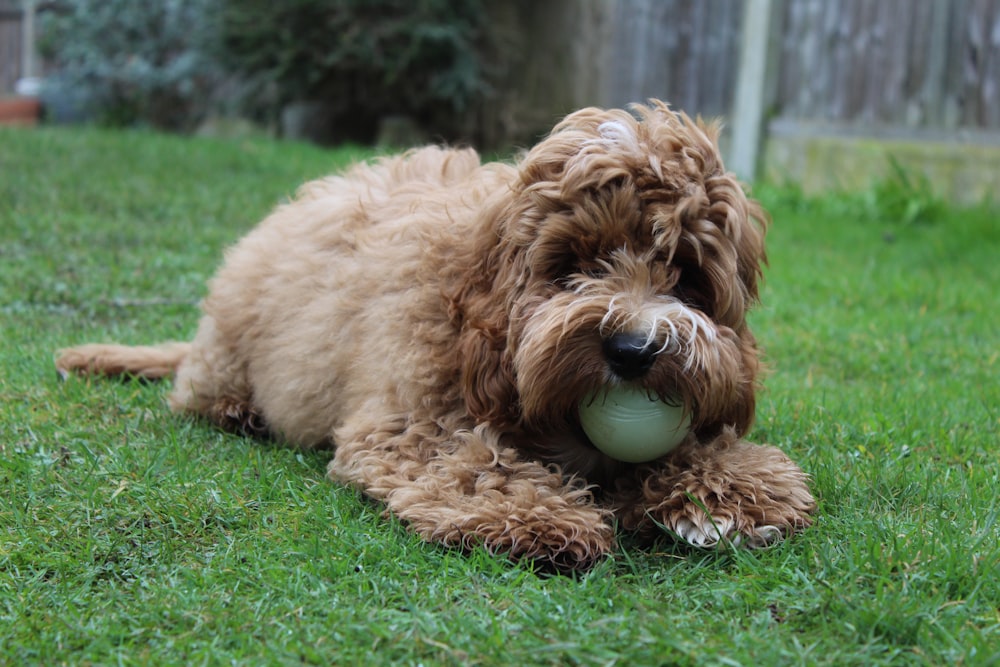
[22,0,36,78]
[729,0,779,181]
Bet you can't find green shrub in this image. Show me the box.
[862,156,946,226]
[758,157,947,227]
[38,0,222,131]
[38,0,492,141]
[213,0,493,142]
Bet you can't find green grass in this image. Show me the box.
[2,127,998,666]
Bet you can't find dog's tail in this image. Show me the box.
[55,342,190,381]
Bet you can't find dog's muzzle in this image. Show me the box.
[602,332,657,380]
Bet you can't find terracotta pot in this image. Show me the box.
[0,97,42,126]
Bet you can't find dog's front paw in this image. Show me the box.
[613,432,816,549]
[459,502,615,572]
[389,482,616,572]
[330,422,615,572]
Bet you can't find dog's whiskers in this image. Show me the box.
[650,302,708,349]
[598,297,629,337]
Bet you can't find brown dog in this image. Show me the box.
[57,101,814,571]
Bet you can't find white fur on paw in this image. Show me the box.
[673,516,734,547]
[673,517,784,549]
[729,524,784,548]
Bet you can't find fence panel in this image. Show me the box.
[774,0,999,130]
[604,0,742,117]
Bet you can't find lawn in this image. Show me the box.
[1,127,997,666]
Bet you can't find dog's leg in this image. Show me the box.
[610,427,815,548]
[329,414,614,571]
[56,342,191,380]
[57,337,268,438]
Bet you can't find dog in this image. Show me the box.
[57,100,815,571]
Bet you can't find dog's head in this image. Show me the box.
[455,100,767,477]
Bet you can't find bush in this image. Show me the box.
[213,0,493,143]
[39,0,223,131]
[862,156,946,226]
[38,0,494,143]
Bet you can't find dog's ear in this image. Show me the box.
[719,328,760,438]
[691,325,761,441]
[456,309,519,427]
[448,200,525,428]
[732,194,769,307]
[700,175,767,439]
[707,176,768,326]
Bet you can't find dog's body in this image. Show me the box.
[58,102,814,570]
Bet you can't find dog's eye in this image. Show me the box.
[673,270,714,315]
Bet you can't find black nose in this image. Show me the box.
[602,332,657,380]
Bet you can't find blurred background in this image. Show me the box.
[2,0,998,202]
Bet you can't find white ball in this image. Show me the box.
[578,387,691,463]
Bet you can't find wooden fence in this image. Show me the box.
[5,0,997,131]
[776,0,999,130]
[483,0,999,198]
[603,0,743,120]
[493,0,1000,132]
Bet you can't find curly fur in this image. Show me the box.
[57,100,815,571]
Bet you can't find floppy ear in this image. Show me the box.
[448,199,525,428]
[693,326,761,442]
[708,186,768,439]
[733,195,769,306]
[456,300,519,427]
[690,187,767,440]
